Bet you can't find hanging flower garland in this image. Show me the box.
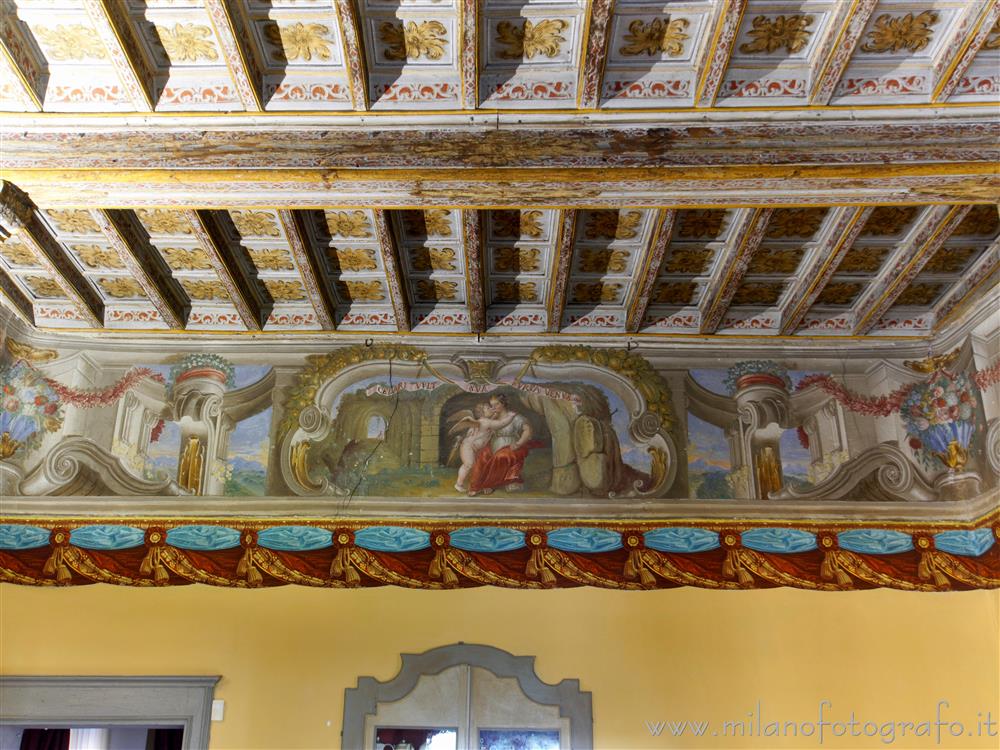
[42,367,165,407]
[2,358,168,455]
[973,360,1000,391]
[795,374,914,417]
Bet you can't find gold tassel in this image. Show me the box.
[428,549,457,587]
[525,549,556,587]
[526,550,539,578]
[237,548,262,586]
[428,549,443,579]
[722,549,735,579]
[723,549,753,586]
[331,548,360,585]
[820,551,851,587]
[918,552,949,588]
[139,547,169,583]
[624,550,655,587]
[43,546,71,583]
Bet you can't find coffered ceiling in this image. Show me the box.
[0,1,997,343]
[1,0,997,112]
[1,189,997,338]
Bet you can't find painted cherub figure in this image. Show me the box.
[447,402,516,493]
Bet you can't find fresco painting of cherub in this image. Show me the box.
[446,402,516,493]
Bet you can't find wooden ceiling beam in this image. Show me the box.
[83,0,156,112]
[546,210,577,333]
[0,10,45,111]
[277,209,337,330]
[695,0,749,107]
[853,205,973,335]
[372,210,410,332]
[459,0,478,110]
[186,210,269,330]
[809,0,878,105]
[332,0,370,110]
[778,206,873,335]
[203,0,264,111]
[698,208,772,334]
[932,233,1000,333]
[0,266,35,326]
[578,0,615,110]
[625,209,676,333]
[0,182,103,327]
[932,0,999,103]
[461,209,486,334]
[0,42,41,111]
[91,209,189,329]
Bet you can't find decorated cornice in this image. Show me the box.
[0,516,996,591]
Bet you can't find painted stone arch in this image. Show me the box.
[342,643,593,750]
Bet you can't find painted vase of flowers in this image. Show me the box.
[0,361,64,459]
[169,353,235,389]
[900,371,976,471]
[724,360,792,395]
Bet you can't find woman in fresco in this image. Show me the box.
[467,394,543,496]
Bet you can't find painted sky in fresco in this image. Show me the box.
[687,413,730,472]
[229,407,272,470]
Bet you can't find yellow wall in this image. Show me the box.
[2,585,998,749]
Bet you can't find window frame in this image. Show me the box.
[343,644,592,750]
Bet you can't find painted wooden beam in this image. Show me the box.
[459,0,478,110]
[698,208,772,334]
[809,0,879,105]
[372,210,410,332]
[332,0,369,110]
[0,266,35,325]
[694,0,749,107]
[578,0,615,110]
[932,0,999,102]
[778,206,872,336]
[83,0,156,111]
[203,0,264,111]
[625,209,676,333]
[932,232,1000,333]
[277,209,337,330]
[853,205,973,335]
[462,209,486,334]
[0,12,44,111]
[0,182,103,327]
[91,209,188,329]
[186,210,269,330]
[546,210,577,333]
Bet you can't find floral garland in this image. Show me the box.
[973,360,1000,391]
[42,367,165,407]
[795,374,914,417]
